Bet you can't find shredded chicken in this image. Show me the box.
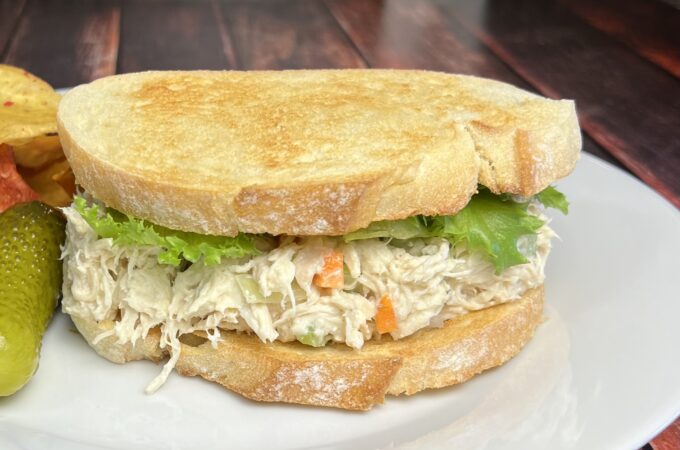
[61,205,552,392]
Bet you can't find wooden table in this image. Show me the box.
[2,0,679,447]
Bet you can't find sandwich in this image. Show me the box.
[56,70,580,410]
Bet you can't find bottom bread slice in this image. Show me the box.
[69,285,544,411]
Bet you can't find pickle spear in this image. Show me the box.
[0,201,65,396]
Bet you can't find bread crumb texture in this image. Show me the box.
[71,286,543,410]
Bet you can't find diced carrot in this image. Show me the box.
[376,294,398,334]
[318,287,333,297]
[313,249,344,289]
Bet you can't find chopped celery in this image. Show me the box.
[296,326,330,347]
[235,275,281,304]
[343,265,355,285]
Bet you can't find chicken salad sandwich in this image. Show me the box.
[57,70,580,410]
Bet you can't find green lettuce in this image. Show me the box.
[74,185,568,272]
[535,185,569,214]
[345,186,568,273]
[296,326,331,347]
[441,189,544,273]
[74,196,260,266]
[343,215,434,241]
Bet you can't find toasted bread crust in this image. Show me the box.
[69,286,544,410]
[57,70,579,236]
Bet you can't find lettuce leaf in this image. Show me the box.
[343,216,435,241]
[344,186,568,273]
[74,196,259,266]
[535,185,569,214]
[74,184,568,272]
[441,189,544,273]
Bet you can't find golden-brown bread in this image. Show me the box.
[69,286,544,411]
[57,70,580,236]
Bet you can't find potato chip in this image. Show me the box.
[10,133,63,168]
[18,157,73,207]
[0,65,61,144]
[52,164,76,198]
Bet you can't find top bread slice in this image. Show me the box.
[57,70,580,236]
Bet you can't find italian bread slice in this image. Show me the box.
[69,286,544,411]
[57,70,580,236]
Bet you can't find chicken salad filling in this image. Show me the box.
[61,187,565,392]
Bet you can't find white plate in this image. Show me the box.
[1,153,679,450]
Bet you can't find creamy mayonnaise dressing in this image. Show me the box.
[61,205,553,392]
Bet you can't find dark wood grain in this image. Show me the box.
[218,0,365,69]
[2,0,119,87]
[327,0,524,79]
[0,0,27,58]
[443,0,680,208]
[118,0,231,72]
[651,416,680,450]
[563,0,680,78]
[211,0,238,68]
[327,0,629,173]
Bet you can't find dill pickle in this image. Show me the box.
[0,201,65,396]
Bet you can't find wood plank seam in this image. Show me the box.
[0,0,29,62]
[117,0,230,73]
[76,6,121,81]
[218,0,366,70]
[321,0,371,68]
[211,0,239,69]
